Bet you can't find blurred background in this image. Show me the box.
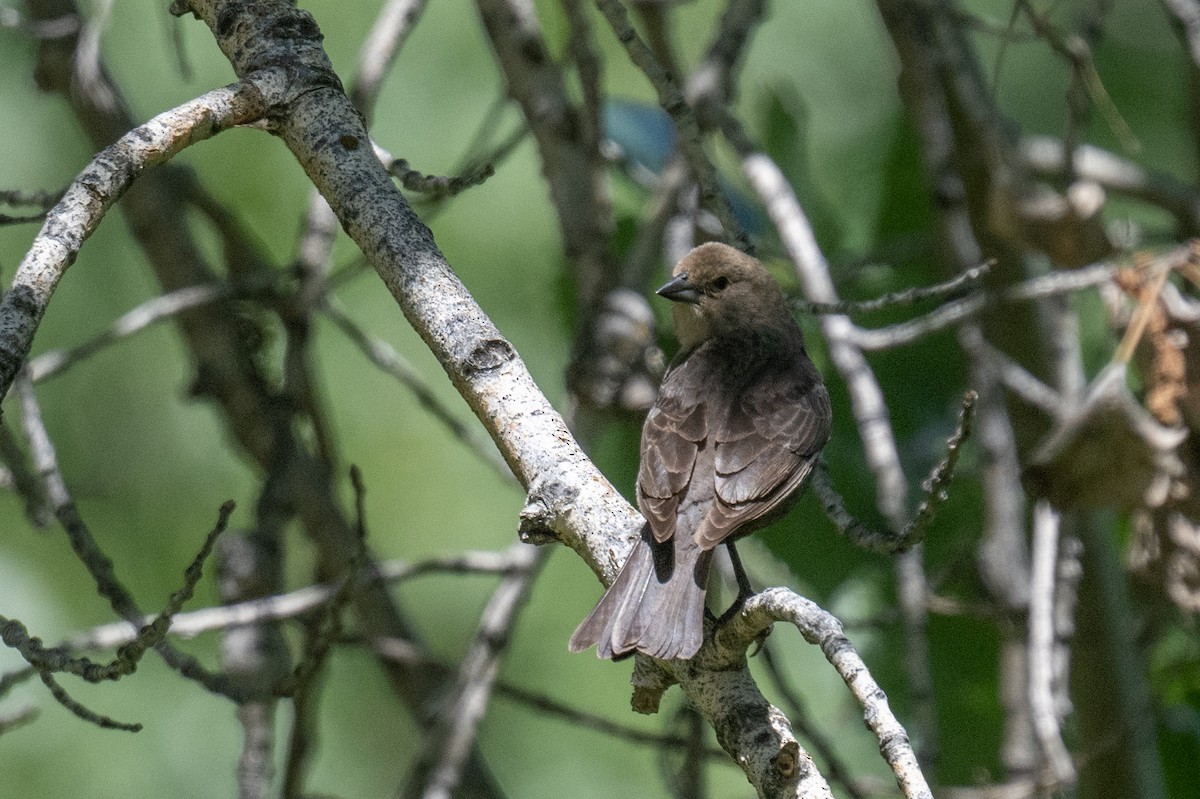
[0,0,1197,797]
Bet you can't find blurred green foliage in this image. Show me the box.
[0,1,1198,797]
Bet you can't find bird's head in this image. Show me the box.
[656,242,792,350]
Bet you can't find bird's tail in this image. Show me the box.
[569,527,712,660]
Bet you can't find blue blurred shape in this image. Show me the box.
[602,99,766,236]
[602,98,677,175]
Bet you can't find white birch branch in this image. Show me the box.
[0,80,270,404]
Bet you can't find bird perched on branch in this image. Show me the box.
[570,242,832,660]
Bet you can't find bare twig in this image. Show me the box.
[811,391,976,554]
[370,636,730,757]
[403,545,548,799]
[1,501,235,728]
[0,81,269,404]
[720,589,933,799]
[0,211,49,225]
[387,157,497,198]
[846,262,1118,351]
[27,284,229,382]
[321,300,514,481]
[16,371,243,698]
[759,644,869,799]
[592,0,744,246]
[351,0,429,120]
[0,704,38,736]
[0,187,62,207]
[898,391,977,545]
[36,669,140,732]
[795,262,991,316]
[66,550,528,652]
[1028,501,1075,787]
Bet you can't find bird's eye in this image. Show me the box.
[711,276,730,292]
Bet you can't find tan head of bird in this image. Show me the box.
[657,242,794,350]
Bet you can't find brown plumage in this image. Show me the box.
[570,242,832,660]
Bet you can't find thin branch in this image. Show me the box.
[898,390,977,545]
[759,644,870,799]
[592,0,744,246]
[36,669,140,732]
[1028,501,1075,787]
[811,390,976,554]
[17,371,244,697]
[66,550,529,652]
[321,300,514,481]
[847,262,1118,352]
[0,704,38,736]
[0,187,62,207]
[27,284,230,383]
[1,501,235,728]
[370,635,730,758]
[0,211,49,225]
[847,294,985,351]
[721,589,933,799]
[795,262,991,316]
[0,80,269,404]
[404,545,548,799]
[387,157,497,198]
[350,0,429,121]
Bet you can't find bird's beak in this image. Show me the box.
[656,273,702,305]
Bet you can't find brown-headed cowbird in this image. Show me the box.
[569,242,832,660]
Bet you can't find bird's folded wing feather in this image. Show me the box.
[695,367,831,549]
[637,364,708,543]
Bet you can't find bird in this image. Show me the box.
[569,242,832,660]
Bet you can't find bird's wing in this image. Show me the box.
[696,366,831,549]
[636,362,708,543]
